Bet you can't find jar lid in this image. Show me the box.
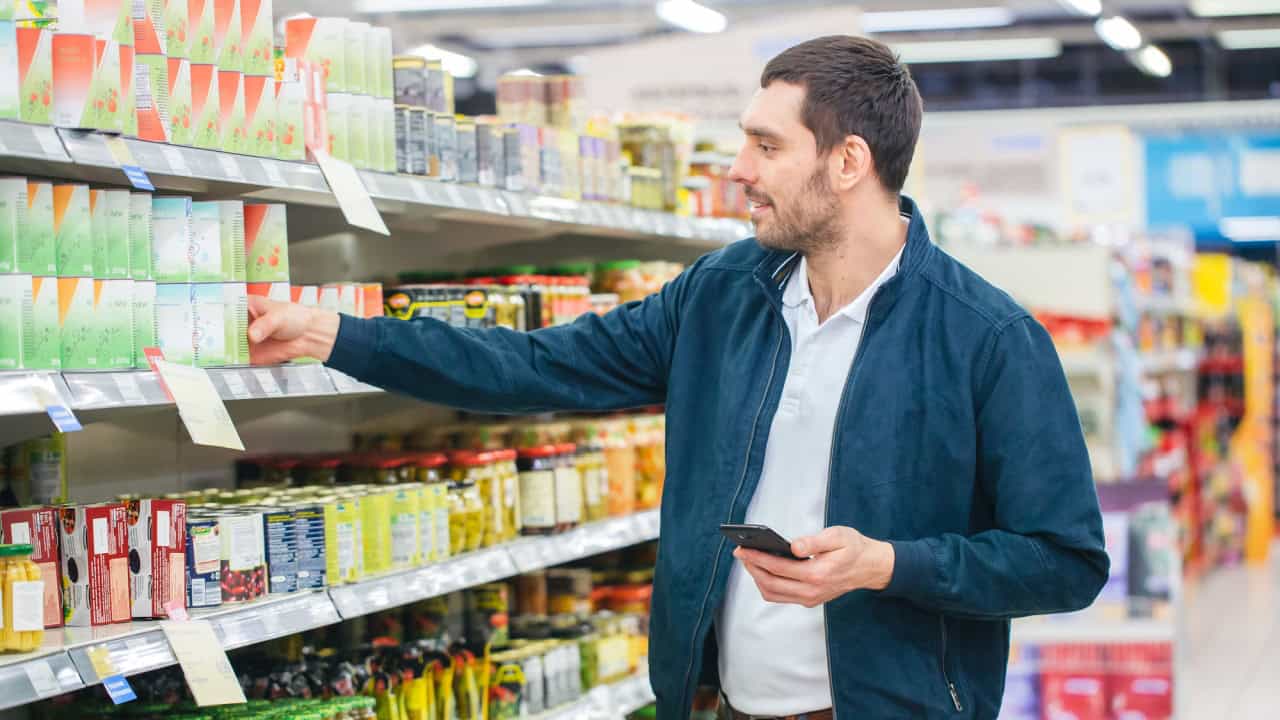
[299,455,343,470]
[0,544,33,556]
[555,442,577,455]
[517,444,560,459]
[411,452,449,469]
[598,260,642,271]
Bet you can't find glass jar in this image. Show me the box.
[0,544,42,652]
[596,261,645,305]
[572,423,609,523]
[495,448,521,541]
[602,421,636,517]
[447,460,485,555]
[517,445,559,535]
[299,456,342,486]
[632,415,665,510]
[475,452,506,548]
[552,443,582,532]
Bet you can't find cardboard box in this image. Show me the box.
[290,284,317,306]
[103,189,132,279]
[95,278,133,369]
[155,282,194,364]
[389,485,420,570]
[216,68,244,153]
[362,283,383,318]
[0,22,15,119]
[58,276,97,369]
[247,281,288,302]
[215,510,265,603]
[290,503,325,590]
[21,182,56,276]
[189,200,243,281]
[151,196,191,282]
[211,0,240,71]
[132,278,155,367]
[129,192,152,280]
[126,498,187,618]
[273,59,304,160]
[163,0,188,58]
[89,38,129,134]
[61,0,132,44]
[17,26,52,124]
[0,177,25,273]
[239,0,270,76]
[134,0,164,54]
[121,43,136,136]
[0,507,65,628]
[347,93,371,169]
[263,506,296,595]
[376,97,394,173]
[58,503,131,626]
[242,73,273,157]
[372,27,391,99]
[325,91,349,161]
[284,16,346,94]
[187,0,214,64]
[343,21,367,96]
[51,33,95,129]
[0,273,25,368]
[89,187,106,276]
[243,203,287,282]
[184,516,220,608]
[25,276,60,369]
[191,281,234,366]
[224,281,248,365]
[189,62,219,149]
[54,184,92,276]
[135,52,170,142]
[167,56,192,145]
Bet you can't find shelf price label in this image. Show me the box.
[253,369,284,397]
[23,660,61,698]
[154,361,244,451]
[221,371,252,400]
[217,155,246,182]
[162,620,247,707]
[112,373,146,404]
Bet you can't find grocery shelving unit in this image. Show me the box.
[0,510,659,710]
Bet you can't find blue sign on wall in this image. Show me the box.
[1144,131,1280,245]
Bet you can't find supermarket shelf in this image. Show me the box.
[0,512,661,709]
[1058,349,1109,377]
[1012,618,1176,644]
[535,672,655,720]
[0,122,750,246]
[1140,349,1200,374]
[1135,296,1195,316]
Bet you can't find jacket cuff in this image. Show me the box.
[882,539,936,600]
[325,314,379,380]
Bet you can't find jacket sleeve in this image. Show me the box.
[880,315,1110,619]
[324,260,699,415]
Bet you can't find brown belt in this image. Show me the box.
[726,704,834,720]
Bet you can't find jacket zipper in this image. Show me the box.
[939,616,963,712]
[679,316,788,715]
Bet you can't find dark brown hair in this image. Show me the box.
[761,35,923,193]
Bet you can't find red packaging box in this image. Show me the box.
[1108,643,1173,720]
[58,503,131,626]
[1039,644,1108,720]
[0,507,65,628]
[362,283,383,318]
[126,499,188,618]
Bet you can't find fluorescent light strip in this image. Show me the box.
[356,0,549,13]
[1221,216,1280,241]
[1190,0,1280,17]
[1217,27,1280,48]
[892,37,1061,63]
[407,43,478,79]
[860,7,1013,33]
[1129,45,1172,77]
[1056,0,1102,16]
[656,0,727,34]
[1095,16,1143,51]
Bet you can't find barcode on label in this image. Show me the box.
[262,161,286,186]
[132,0,145,19]
[113,373,145,404]
[253,369,283,396]
[162,147,191,175]
[190,578,204,606]
[135,65,153,112]
[223,371,250,398]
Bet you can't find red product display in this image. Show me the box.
[126,499,189,618]
[1108,644,1174,720]
[0,507,64,628]
[1039,644,1108,720]
[58,503,131,626]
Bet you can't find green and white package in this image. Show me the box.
[326,92,350,162]
[0,177,27,273]
[54,184,92,276]
[90,188,107,276]
[132,279,155,368]
[104,189,131,279]
[191,281,228,366]
[344,21,368,96]
[241,0,272,76]
[21,181,55,275]
[377,97,395,173]
[223,281,247,364]
[218,200,245,281]
[151,196,191,282]
[96,278,133,369]
[0,22,19,120]
[155,282,194,365]
[25,276,60,369]
[57,276,97,369]
[189,0,214,64]
[0,273,27,368]
[347,93,371,170]
[243,203,287,282]
[129,193,153,280]
[188,200,220,281]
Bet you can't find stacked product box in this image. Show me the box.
[53,0,136,134]
[0,507,65,628]
[273,50,324,161]
[184,515,220,608]
[125,498,187,618]
[58,502,131,626]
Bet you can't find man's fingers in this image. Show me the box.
[247,294,272,319]
[793,526,851,557]
[737,547,815,582]
[248,310,283,344]
[740,558,821,607]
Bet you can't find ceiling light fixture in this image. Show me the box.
[1221,216,1280,241]
[407,43,478,78]
[1189,0,1280,17]
[1217,27,1280,48]
[1094,15,1143,51]
[1056,0,1102,16]
[859,7,1014,33]
[892,37,1062,63]
[655,0,727,34]
[355,0,549,13]
[1128,44,1172,77]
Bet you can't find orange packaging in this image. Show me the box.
[167,56,193,145]
[216,68,244,153]
[362,283,383,318]
[0,507,65,628]
[17,27,53,125]
[51,33,96,129]
[134,0,165,54]
[247,281,289,302]
[242,74,273,157]
[189,62,220,149]
[290,284,318,307]
[58,503,131,626]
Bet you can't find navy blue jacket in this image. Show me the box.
[327,196,1109,719]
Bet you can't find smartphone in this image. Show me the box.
[720,523,808,560]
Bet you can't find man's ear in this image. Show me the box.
[833,135,873,192]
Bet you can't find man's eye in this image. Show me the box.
[759,144,774,153]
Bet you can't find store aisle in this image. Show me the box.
[1179,541,1280,718]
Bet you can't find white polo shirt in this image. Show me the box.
[717,246,903,715]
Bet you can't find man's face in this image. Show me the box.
[728,82,842,253]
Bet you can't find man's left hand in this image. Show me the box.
[734,526,895,608]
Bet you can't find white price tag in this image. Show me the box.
[261,160,287,186]
[35,130,65,158]
[23,661,60,698]
[112,373,146,404]
[217,155,246,181]
[162,146,193,175]
[253,369,283,396]
[409,181,428,202]
[296,369,323,394]
[222,371,251,399]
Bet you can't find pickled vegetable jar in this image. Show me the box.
[0,544,43,652]
[602,421,635,517]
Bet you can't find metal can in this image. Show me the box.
[395,104,413,174]
[457,117,478,184]
[408,107,429,175]
[476,119,501,187]
[435,114,458,182]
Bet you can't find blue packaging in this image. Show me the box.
[291,503,327,590]
[185,516,222,608]
[263,507,298,595]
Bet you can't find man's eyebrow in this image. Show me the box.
[739,123,783,143]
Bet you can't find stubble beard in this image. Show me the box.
[753,165,843,255]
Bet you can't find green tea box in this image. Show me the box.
[0,177,27,273]
[0,273,27,368]
[189,62,219,149]
[242,73,273,157]
[54,184,92,277]
[326,92,349,162]
[274,66,303,160]
[17,26,52,124]
[135,52,170,143]
[0,22,19,120]
[218,200,245,281]
[95,277,133,368]
[155,282,194,364]
[129,193,152,280]
[347,93,371,169]
[284,16,346,94]
[191,282,226,366]
[240,0,270,76]
[151,196,191,282]
[212,0,241,72]
[243,203,287,282]
[57,276,97,369]
[132,279,155,367]
[25,276,60,369]
[188,200,243,282]
[216,68,245,154]
[188,0,214,64]
[344,21,367,96]
[104,189,131,279]
[222,281,247,365]
[21,182,55,275]
[163,0,187,59]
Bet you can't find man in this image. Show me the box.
[249,35,1108,719]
